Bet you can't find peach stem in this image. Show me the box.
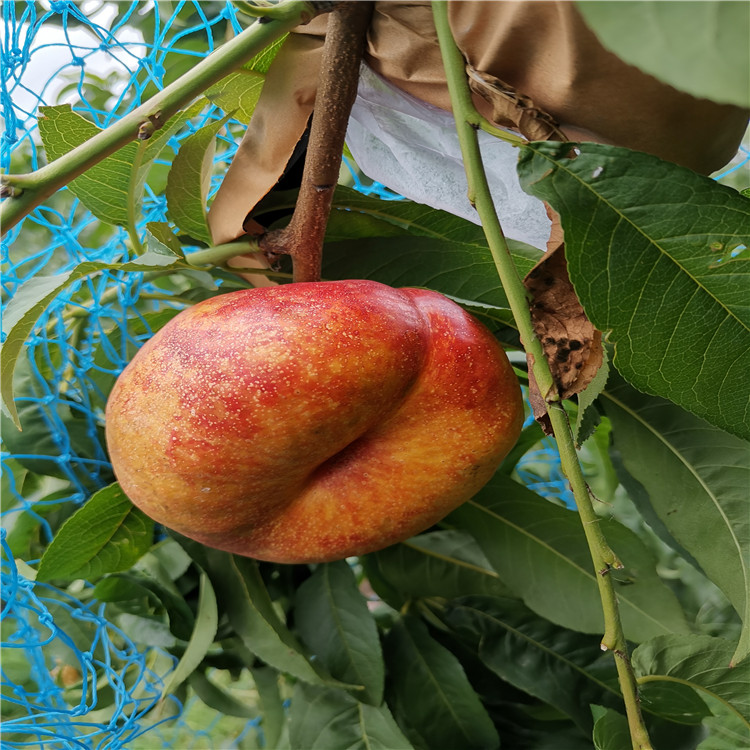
[260,2,373,283]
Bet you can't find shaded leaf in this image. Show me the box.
[698,699,750,750]
[384,616,499,750]
[289,682,412,750]
[591,706,630,750]
[576,1,749,107]
[115,613,176,648]
[499,421,546,475]
[94,568,194,641]
[188,669,257,719]
[447,474,691,642]
[251,666,287,750]
[444,595,620,730]
[365,530,513,611]
[161,571,218,698]
[517,140,750,440]
[637,680,711,725]
[197,547,344,687]
[632,634,750,727]
[36,484,153,582]
[601,373,750,664]
[295,560,383,705]
[323,237,528,329]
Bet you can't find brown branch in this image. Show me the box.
[260,1,373,283]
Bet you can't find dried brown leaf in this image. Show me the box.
[524,238,603,401]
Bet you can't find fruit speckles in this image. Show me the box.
[106,280,523,563]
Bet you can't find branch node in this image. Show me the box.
[0,183,21,198]
[137,112,164,140]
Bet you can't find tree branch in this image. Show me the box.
[431,4,653,749]
[260,1,373,283]
[0,1,327,236]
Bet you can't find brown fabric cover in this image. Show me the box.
[208,1,748,245]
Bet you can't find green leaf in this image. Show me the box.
[242,33,288,74]
[591,707,631,750]
[36,484,153,582]
[165,113,232,245]
[575,1,749,108]
[517,141,750,440]
[365,529,514,610]
[383,616,500,750]
[443,595,620,730]
[38,105,137,227]
[197,547,343,687]
[601,373,750,664]
[574,346,609,446]
[632,634,750,728]
[205,70,265,121]
[289,682,413,750]
[1,256,186,426]
[295,560,384,705]
[38,101,205,228]
[161,571,218,698]
[145,222,185,258]
[447,474,691,642]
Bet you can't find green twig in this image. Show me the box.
[0,1,327,235]
[187,241,260,266]
[431,4,652,749]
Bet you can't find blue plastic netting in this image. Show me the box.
[2,2,748,748]
[2,3,267,747]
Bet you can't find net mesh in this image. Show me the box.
[2,1,747,747]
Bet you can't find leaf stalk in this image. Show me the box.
[431,4,652,749]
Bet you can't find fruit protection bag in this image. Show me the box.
[207,0,749,249]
